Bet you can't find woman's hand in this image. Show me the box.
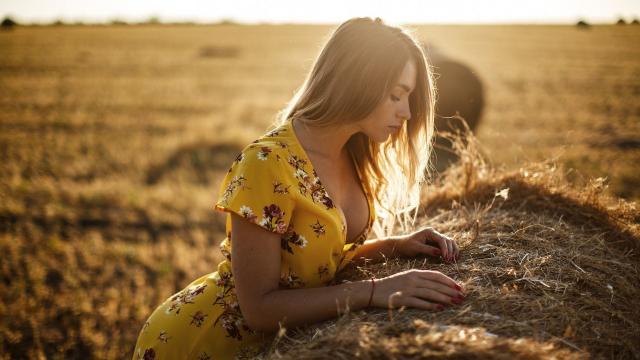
[371,269,465,310]
[392,227,459,262]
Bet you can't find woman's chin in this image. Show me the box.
[369,132,391,143]
[360,130,392,144]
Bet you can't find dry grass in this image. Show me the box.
[0,24,638,359]
[252,132,639,359]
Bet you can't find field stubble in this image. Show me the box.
[0,24,638,358]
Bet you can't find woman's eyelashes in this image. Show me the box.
[390,94,400,102]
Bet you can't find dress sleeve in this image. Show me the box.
[214,144,294,235]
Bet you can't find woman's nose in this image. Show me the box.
[399,107,411,122]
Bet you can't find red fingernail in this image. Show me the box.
[434,249,441,256]
[452,297,463,305]
[454,284,462,291]
[436,304,444,311]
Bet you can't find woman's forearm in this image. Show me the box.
[247,239,397,333]
[350,237,398,265]
[253,279,372,333]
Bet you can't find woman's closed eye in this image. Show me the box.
[390,94,400,102]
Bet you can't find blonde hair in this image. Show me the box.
[274,17,436,238]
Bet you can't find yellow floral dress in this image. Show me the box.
[132,119,375,360]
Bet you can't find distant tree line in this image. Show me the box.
[575,16,639,29]
[0,16,241,28]
[2,15,640,29]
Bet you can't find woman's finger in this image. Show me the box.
[417,270,461,290]
[424,230,448,259]
[415,278,461,298]
[418,243,441,257]
[441,235,455,262]
[452,240,460,260]
[413,287,462,306]
[427,229,454,261]
[403,296,443,311]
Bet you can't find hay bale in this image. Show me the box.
[249,132,640,359]
[425,44,486,174]
[430,59,485,134]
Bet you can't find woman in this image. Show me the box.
[132,16,463,360]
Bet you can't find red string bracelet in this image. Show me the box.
[367,276,375,308]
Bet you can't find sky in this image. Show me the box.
[1,0,639,25]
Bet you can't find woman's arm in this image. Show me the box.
[231,213,465,334]
[350,237,399,265]
[351,227,461,266]
[230,213,372,333]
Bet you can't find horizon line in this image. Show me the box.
[3,15,639,27]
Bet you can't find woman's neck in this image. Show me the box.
[291,118,356,161]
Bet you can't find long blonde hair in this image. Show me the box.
[274,17,436,238]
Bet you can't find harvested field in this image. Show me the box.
[253,134,640,359]
[0,24,638,359]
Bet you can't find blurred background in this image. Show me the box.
[1,0,639,358]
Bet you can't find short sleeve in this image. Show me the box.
[214,144,295,235]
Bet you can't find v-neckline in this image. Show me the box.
[286,118,373,244]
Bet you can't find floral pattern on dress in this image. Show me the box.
[273,181,290,194]
[289,155,335,210]
[281,224,308,254]
[287,154,307,174]
[221,175,249,204]
[311,220,326,238]
[213,297,251,340]
[238,205,258,223]
[259,204,288,234]
[265,128,283,137]
[190,311,208,327]
[133,121,375,359]
[279,268,305,288]
[212,270,255,341]
[157,330,171,343]
[221,231,232,262]
[257,146,272,160]
[230,152,244,170]
[165,283,208,316]
[317,264,330,278]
